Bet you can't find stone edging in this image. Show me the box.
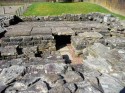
[15,4,31,16]
[21,13,119,23]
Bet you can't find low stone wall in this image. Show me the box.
[15,4,30,16]
[21,13,123,32]
[1,36,56,58]
[0,13,125,93]
[0,13,125,59]
[0,15,23,27]
[0,15,14,27]
[21,13,119,22]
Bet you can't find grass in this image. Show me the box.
[24,2,125,20]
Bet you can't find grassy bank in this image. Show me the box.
[24,2,125,20]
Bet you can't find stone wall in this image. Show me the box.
[0,13,125,59]
[21,13,119,22]
[0,15,23,27]
[15,4,30,16]
[85,0,125,16]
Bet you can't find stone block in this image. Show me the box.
[98,74,124,93]
[31,27,52,35]
[52,27,74,35]
[5,25,32,37]
[1,45,18,56]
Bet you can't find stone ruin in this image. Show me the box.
[0,13,125,93]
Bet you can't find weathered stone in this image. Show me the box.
[83,43,125,72]
[23,46,38,58]
[49,85,71,93]
[75,87,101,93]
[5,25,32,37]
[23,77,41,86]
[78,32,103,39]
[76,80,91,89]
[4,86,17,93]
[110,72,125,84]
[0,26,6,33]
[54,79,65,87]
[75,80,102,93]
[83,65,101,78]
[98,74,124,93]
[71,36,87,55]
[71,64,84,72]
[1,37,10,42]
[28,80,49,93]
[32,35,43,40]
[9,58,25,66]
[22,36,32,42]
[84,43,110,58]
[1,45,18,56]
[10,37,23,42]
[38,40,56,51]
[104,37,125,49]
[42,35,54,40]
[0,84,7,93]
[40,74,62,87]
[35,16,45,21]
[105,49,125,63]
[44,63,67,74]
[64,71,83,83]
[0,13,124,93]
[103,14,111,23]
[31,27,52,35]
[65,83,77,93]
[4,19,10,27]
[19,80,49,93]
[13,82,27,90]
[0,60,11,71]
[52,27,74,35]
[84,56,112,73]
[0,65,26,84]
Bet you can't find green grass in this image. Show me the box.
[24,2,125,20]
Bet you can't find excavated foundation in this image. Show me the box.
[0,20,117,63]
[0,20,110,63]
[0,13,125,93]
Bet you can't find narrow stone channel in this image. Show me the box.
[58,44,83,64]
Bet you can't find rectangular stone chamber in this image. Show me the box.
[0,21,111,59]
[1,24,56,59]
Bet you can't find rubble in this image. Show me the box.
[104,37,125,49]
[98,74,124,93]
[71,32,103,56]
[44,62,67,74]
[64,71,83,83]
[0,65,26,85]
[0,13,125,93]
[1,45,18,56]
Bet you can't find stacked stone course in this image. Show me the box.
[0,13,125,93]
